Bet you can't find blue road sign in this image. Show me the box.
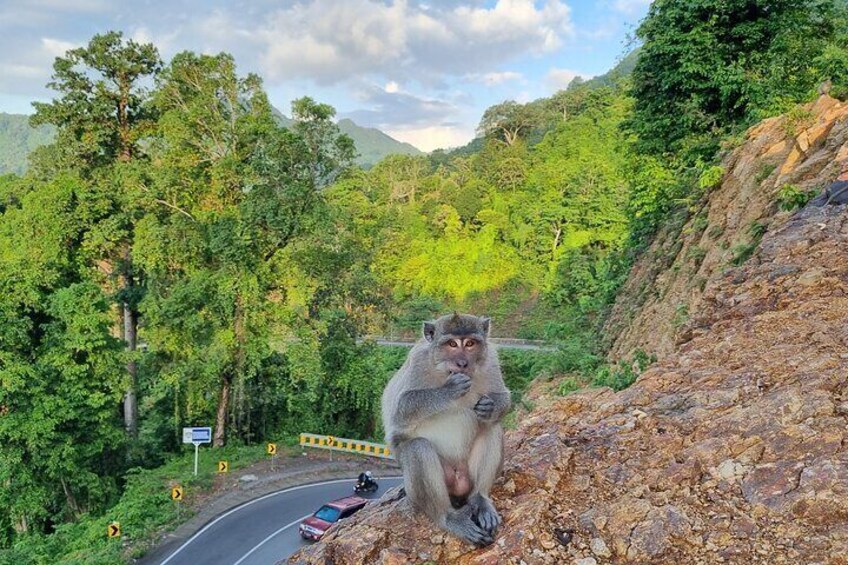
[182,427,212,445]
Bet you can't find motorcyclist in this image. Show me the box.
[356,471,376,491]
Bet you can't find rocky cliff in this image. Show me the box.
[287,99,848,564]
[605,95,848,362]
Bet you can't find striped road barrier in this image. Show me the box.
[299,433,394,459]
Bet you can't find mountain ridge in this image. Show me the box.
[0,109,422,175]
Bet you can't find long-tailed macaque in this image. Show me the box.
[381,313,511,546]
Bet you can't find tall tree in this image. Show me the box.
[477,100,540,146]
[30,31,161,439]
[140,54,355,446]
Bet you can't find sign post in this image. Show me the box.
[182,426,212,476]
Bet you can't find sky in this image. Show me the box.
[0,0,651,152]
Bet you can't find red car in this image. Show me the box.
[298,495,368,541]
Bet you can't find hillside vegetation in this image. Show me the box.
[2,1,848,562]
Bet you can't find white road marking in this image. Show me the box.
[158,475,402,565]
[160,478,350,564]
[231,512,312,565]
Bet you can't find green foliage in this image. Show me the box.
[0,445,269,564]
[781,107,815,137]
[755,163,778,184]
[698,166,724,191]
[30,31,161,174]
[629,0,848,161]
[777,183,816,210]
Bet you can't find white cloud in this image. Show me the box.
[545,68,590,92]
[468,71,523,86]
[250,0,573,85]
[0,63,43,79]
[41,37,77,58]
[385,125,475,152]
[343,81,460,130]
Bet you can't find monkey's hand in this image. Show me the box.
[473,395,495,421]
[443,373,472,399]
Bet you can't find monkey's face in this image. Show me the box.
[432,335,485,375]
[424,313,491,376]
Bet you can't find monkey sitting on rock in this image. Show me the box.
[381,313,511,546]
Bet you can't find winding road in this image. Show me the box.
[154,476,403,565]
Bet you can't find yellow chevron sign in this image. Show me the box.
[171,486,184,501]
[267,443,277,455]
[217,460,229,473]
[299,433,393,459]
[107,522,121,538]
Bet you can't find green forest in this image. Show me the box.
[2,1,848,562]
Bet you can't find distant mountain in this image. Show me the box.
[0,110,422,175]
[270,108,421,167]
[0,114,54,175]
[569,48,639,91]
[337,119,422,166]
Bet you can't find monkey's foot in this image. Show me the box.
[468,494,501,535]
[444,504,494,546]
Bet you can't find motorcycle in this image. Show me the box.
[354,474,379,493]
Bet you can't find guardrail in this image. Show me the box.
[299,433,394,459]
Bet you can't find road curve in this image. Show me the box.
[155,476,403,565]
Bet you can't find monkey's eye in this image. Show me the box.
[448,340,458,348]
[465,339,476,348]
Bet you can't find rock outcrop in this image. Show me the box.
[605,95,848,362]
[288,99,848,564]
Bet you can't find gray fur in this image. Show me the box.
[381,313,511,546]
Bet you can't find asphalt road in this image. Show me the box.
[156,476,403,565]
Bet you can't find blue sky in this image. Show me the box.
[0,0,650,151]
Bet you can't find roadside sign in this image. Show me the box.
[107,522,121,538]
[182,427,212,444]
[326,435,335,446]
[218,460,229,473]
[171,486,184,501]
[183,426,212,476]
[267,443,277,455]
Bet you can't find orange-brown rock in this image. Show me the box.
[605,95,848,363]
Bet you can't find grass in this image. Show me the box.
[754,163,777,184]
[0,444,275,565]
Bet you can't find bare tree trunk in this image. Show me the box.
[552,224,563,259]
[213,375,231,448]
[122,247,139,438]
[60,477,82,518]
[214,296,244,447]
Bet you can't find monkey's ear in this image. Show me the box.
[480,316,491,335]
[423,321,436,342]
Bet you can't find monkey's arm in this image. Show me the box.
[473,391,511,423]
[393,373,471,430]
